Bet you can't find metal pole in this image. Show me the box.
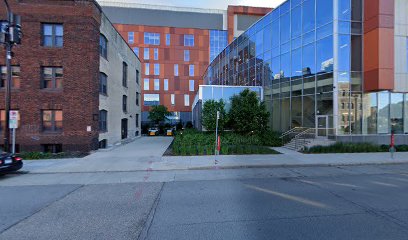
[215,111,219,156]
[11,127,15,154]
[3,0,12,153]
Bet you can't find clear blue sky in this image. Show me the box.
[100,0,286,9]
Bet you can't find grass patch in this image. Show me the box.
[167,129,281,156]
[18,152,88,160]
[303,142,408,154]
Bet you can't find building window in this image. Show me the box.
[122,95,128,112]
[209,30,228,62]
[41,67,63,89]
[189,80,194,92]
[136,92,139,106]
[144,94,160,106]
[144,48,149,60]
[136,114,139,127]
[174,64,179,76]
[154,48,159,60]
[144,78,150,90]
[145,63,150,75]
[42,144,62,153]
[189,65,194,76]
[136,70,139,85]
[128,32,134,44]
[164,79,168,91]
[184,94,190,106]
[0,66,20,88]
[99,72,107,95]
[154,63,160,75]
[133,47,139,57]
[171,94,175,105]
[42,110,63,132]
[184,34,194,46]
[184,50,190,61]
[166,34,170,45]
[122,62,128,87]
[99,110,107,132]
[100,34,108,59]
[42,23,63,47]
[154,79,160,90]
[144,32,160,45]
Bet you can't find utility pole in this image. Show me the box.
[2,0,22,153]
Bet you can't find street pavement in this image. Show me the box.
[1,164,408,239]
[1,137,408,239]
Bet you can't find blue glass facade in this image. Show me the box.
[209,30,228,62]
[203,0,379,136]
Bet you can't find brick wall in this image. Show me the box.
[0,0,102,152]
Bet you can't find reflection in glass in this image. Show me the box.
[316,0,333,28]
[280,13,290,44]
[291,48,302,77]
[281,98,291,131]
[339,0,351,20]
[351,93,362,134]
[378,92,390,134]
[291,6,302,38]
[338,35,350,72]
[363,93,377,134]
[317,23,333,40]
[317,72,333,93]
[405,94,408,133]
[303,95,315,127]
[316,36,333,73]
[338,90,349,134]
[292,97,302,128]
[303,43,316,75]
[351,35,362,71]
[303,76,315,95]
[390,93,404,134]
[302,0,315,34]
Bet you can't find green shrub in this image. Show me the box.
[303,142,408,154]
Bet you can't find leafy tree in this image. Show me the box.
[201,99,226,131]
[228,89,270,134]
[148,105,171,125]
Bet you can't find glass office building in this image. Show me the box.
[203,0,408,139]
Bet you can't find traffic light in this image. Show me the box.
[9,14,21,45]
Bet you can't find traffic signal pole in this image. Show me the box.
[2,0,21,153]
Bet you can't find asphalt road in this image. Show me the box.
[1,164,408,240]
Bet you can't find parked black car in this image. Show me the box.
[0,153,23,174]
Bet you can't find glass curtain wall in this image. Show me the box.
[204,0,399,136]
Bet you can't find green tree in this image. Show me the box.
[228,89,270,134]
[148,105,171,125]
[201,99,226,131]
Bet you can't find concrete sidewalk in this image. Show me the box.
[20,138,408,173]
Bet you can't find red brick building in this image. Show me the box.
[99,2,271,124]
[0,0,141,152]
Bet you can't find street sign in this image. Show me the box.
[9,110,18,129]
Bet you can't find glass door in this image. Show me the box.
[316,115,328,137]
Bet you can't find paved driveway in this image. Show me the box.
[22,137,173,173]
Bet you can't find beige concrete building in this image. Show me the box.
[99,13,142,148]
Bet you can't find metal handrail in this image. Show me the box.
[280,127,307,138]
[294,128,315,150]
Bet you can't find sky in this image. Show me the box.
[100,0,286,9]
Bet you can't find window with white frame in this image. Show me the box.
[184,94,190,106]
[144,48,149,60]
[133,47,139,57]
[144,32,160,45]
[144,78,149,90]
[171,94,175,105]
[145,63,149,75]
[174,64,179,76]
[184,50,190,61]
[128,32,134,44]
[154,64,160,75]
[164,79,169,91]
[189,80,194,92]
[184,34,194,46]
[166,34,170,45]
[154,79,160,90]
[154,48,159,60]
[189,65,194,76]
